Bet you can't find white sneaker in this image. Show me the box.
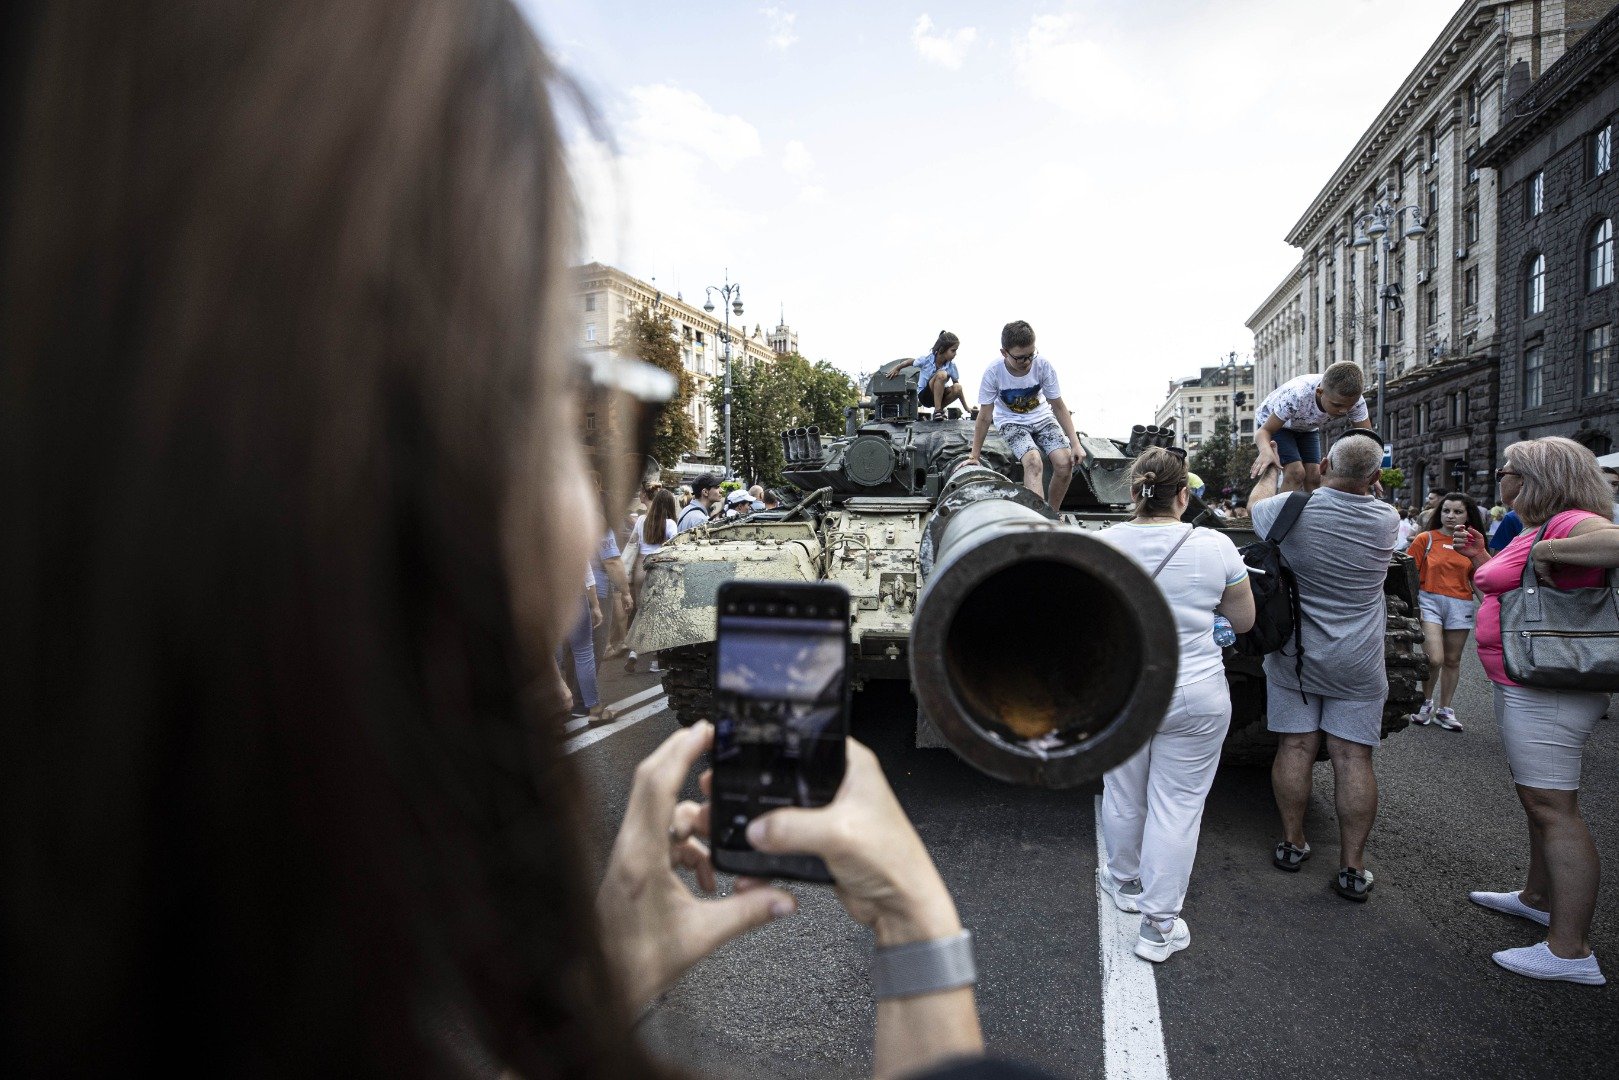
[1432,706,1464,731]
[1135,917,1190,963]
[1469,890,1551,927]
[1492,942,1606,985]
[1097,869,1144,913]
[1410,699,1434,725]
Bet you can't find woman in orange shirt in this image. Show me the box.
[1407,491,1490,730]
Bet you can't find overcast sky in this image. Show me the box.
[520,0,1462,435]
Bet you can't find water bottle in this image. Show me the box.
[1212,614,1236,648]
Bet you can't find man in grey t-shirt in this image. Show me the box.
[1249,434,1398,902]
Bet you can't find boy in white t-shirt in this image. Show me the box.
[965,320,1085,508]
[1250,361,1376,494]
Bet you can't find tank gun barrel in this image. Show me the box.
[910,468,1178,788]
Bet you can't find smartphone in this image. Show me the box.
[710,580,850,883]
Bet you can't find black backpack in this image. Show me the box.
[1234,490,1312,694]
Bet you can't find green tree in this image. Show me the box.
[1381,467,1406,494]
[706,353,859,486]
[614,307,697,468]
[1188,417,1259,501]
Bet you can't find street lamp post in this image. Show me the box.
[703,273,744,480]
[1353,195,1427,490]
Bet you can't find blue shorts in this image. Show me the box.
[1273,428,1321,467]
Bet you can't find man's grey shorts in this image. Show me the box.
[999,417,1070,462]
[1419,590,1477,630]
[1267,690,1383,747]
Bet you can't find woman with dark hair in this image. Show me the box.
[887,331,972,417]
[1406,490,1488,731]
[1096,448,1255,963]
[1464,437,1619,985]
[0,2,990,1074]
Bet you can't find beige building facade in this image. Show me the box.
[1247,2,1612,437]
[1154,363,1256,454]
[575,262,798,458]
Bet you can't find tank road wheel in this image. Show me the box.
[660,643,715,728]
[1381,594,1428,739]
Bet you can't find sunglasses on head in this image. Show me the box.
[574,349,676,532]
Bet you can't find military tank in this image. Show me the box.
[626,365,1426,783]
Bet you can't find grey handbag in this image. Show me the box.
[1499,522,1619,691]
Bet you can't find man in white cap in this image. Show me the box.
[724,488,754,520]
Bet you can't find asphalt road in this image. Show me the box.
[572,650,1617,1080]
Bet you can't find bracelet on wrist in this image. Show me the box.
[870,930,976,1000]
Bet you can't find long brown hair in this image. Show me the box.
[2,1,650,1075]
[642,489,678,545]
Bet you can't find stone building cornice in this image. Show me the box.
[1246,258,1307,329]
[1478,3,1619,168]
[1284,2,1503,247]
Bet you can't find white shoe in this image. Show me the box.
[1135,917,1190,963]
[1410,699,1434,726]
[1492,942,1606,985]
[1469,889,1551,927]
[1097,869,1143,913]
[1431,706,1464,731]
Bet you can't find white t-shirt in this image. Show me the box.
[1255,373,1369,432]
[1096,523,1249,687]
[978,355,1061,427]
[633,516,677,557]
[1397,515,1418,547]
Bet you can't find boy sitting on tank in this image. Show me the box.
[964,320,1085,509]
[1249,361,1376,495]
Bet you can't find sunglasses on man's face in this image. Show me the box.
[574,350,676,531]
[1003,350,1036,364]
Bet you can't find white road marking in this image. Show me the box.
[1094,794,1172,1080]
[563,695,669,755]
[562,684,666,735]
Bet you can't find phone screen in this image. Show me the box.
[711,584,849,882]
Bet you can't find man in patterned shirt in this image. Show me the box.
[1250,361,1376,494]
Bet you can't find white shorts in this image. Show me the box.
[1495,682,1610,791]
[1418,590,1477,631]
[1266,690,1384,747]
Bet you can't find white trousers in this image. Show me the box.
[1101,670,1231,924]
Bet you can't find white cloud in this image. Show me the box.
[911,15,977,70]
[782,139,814,177]
[761,6,799,51]
[623,84,762,171]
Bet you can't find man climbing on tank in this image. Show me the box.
[964,320,1085,510]
[883,331,974,419]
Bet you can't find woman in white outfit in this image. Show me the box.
[1096,448,1256,962]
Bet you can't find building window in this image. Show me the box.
[1526,253,1545,316]
[1466,144,1479,185]
[1465,204,1479,245]
[1415,403,1427,435]
[1467,84,1479,125]
[1524,344,1544,409]
[1594,123,1613,177]
[1586,325,1613,395]
[1589,219,1615,291]
[584,322,597,342]
[1427,180,1438,217]
[1449,389,1468,426]
[1425,235,1438,271]
[1464,267,1479,307]
[1426,288,1439,327]
[1526,171,1545,218]
[1188,421,1203,435]
[584,293,598,312]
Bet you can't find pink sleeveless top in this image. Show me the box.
[1473,509,1605,686]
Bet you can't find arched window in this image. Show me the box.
[1526,253,1546,315]
[1588,219,1614,291]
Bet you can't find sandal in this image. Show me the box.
[1334,866,1375,902]
[1273,840,1311,872]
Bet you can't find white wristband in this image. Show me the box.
[870,930,977,1000]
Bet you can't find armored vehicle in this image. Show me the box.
[626,366,1426,785]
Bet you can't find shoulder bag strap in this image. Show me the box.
[1149,525,1197,580]
[1269,488,1314,544]
[1517,522,1554,624]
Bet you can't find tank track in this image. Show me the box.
[660,643,715,727]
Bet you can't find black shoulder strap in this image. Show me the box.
[1269,489,1313,544]
[678,503,707,527]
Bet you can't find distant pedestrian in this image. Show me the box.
[1096,448,1255,963]
[724,489,754,519]
[1488,507,1523,553]
[1417,490,1443,531]
[1486,503,1506,541]
[1395,504,1418,548]
[965,320,1086,508]
[626,489,678,674]
[1603,466,1619,522]
[1468,437,1619,985]
[1249,361,1375,494]
[1249,435,1398,902]
[561,565,605,720]
[678,473,722,532]
[1406,491,1488,732]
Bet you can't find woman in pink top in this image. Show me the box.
[1459,437,1619,985]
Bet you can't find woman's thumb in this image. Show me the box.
[745,806,824,855]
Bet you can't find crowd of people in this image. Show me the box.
[5,4,1617,1078]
